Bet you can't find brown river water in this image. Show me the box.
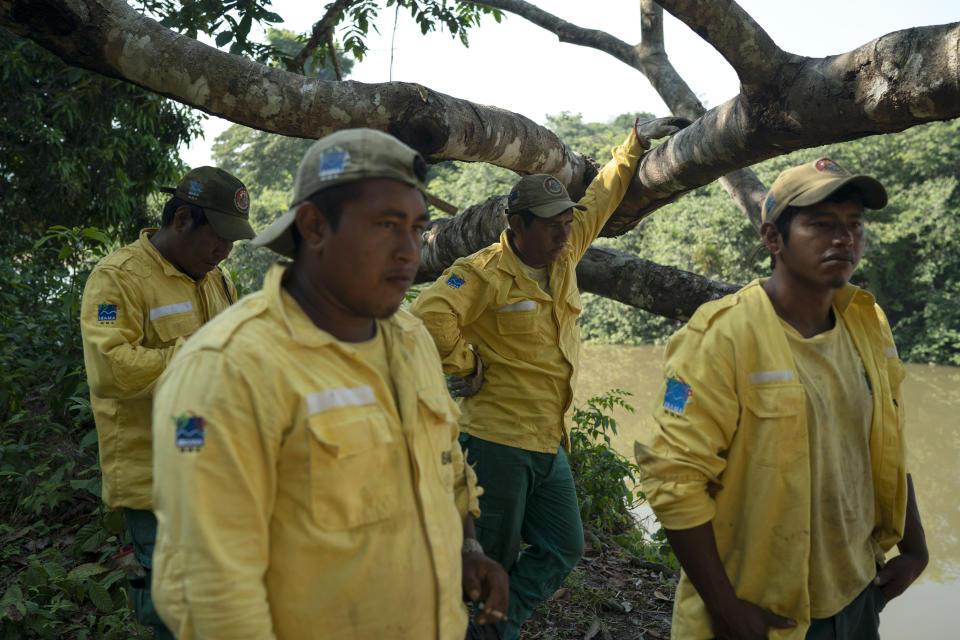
[576,343,960,639]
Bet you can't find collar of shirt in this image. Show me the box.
[264,262,418,353]
[494,229,554,301]
[137,227,215,286]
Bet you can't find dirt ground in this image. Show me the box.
[519,531,678,640]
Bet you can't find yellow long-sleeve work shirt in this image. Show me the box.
[151,263,481,640]
[80,228,236,510]
[635,280,909,639]
[411,132,645,453]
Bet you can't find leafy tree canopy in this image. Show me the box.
[140,0,500,70]
[0,29,201,252]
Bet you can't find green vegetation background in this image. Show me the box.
[2,24,958,637]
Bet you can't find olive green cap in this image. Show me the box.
[507,174,586,218]
[761,157,887,224]
[160,166,255,240]
[252,128,428,258]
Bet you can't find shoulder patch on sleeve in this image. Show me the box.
[97,303,119,323]
[662,376,693,414]
[445,273,465,289]
[174,413,206,451]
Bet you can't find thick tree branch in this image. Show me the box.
[657,0,786,88]
[292,0,354,71]
[603,22,960,235]
[468,0,767,228]
[577,247,738,320]
[0,0,598,188]
[4,0,958,239]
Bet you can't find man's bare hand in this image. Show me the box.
[708,597,796,640]
[634,116,692,148]
[447,354,484,398]
[873,550,928,603]
[462,549,509,625]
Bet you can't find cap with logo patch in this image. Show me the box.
[507,174,586,219]
[761,157,887,224]
[160,166,255,241]
[252,128,429,258]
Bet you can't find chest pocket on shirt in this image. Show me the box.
[495,301,537,336]
[307,406,400,530]
[744,384,806,468]
[151,305,200,344]
[416,391,458,492]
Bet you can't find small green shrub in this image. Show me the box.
[568,389,638,535]
[568,389,678,569]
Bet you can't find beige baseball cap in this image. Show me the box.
[252,128,428,257]
[761,157,887,224]
[507,174,586,218]
[160,166,255,240]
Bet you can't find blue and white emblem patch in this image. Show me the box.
[318,149,350,180]
[174,413,206,451]
[187,180,204,199]
[663,376,693,414]
[97,303,118,323]
[446,274,465,289]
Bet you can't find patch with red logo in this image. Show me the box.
[234,188,250,213]
[543,177,564,195]
[815,158,846,175]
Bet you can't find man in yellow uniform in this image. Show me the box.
[636,158,929,640]
[150,128,508,640]
[411,118,688,640]
[80,166,255,639]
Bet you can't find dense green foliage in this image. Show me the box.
[0,30,198,637]
[141,0,499,70]
[0,228,147,638]
[0,30,200,254]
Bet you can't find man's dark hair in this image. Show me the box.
[508,209,537,229]
[769,184,865,269]
[161,197,208,229]
[292,182,368,254]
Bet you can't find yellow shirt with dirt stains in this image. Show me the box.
[411,132,645,453]
[150,263,481,640]
[782,317,877,618]
[635,279,909,639]
[80,228,237,510]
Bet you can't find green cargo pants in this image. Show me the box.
[805,582,886,640]
[124,509,174,640]
[459,434,584,640]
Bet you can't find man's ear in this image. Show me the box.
[507,213,523,235]
[294,202,327,255]
[760,221,782,259]
[172,206,193,233]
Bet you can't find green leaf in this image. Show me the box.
[215,31,232,47]
[86,579,113,613]
[68,563,109,582]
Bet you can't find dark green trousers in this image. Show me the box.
[805,582,886,640]
[124,508,175,640]
[460,434,584,640]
